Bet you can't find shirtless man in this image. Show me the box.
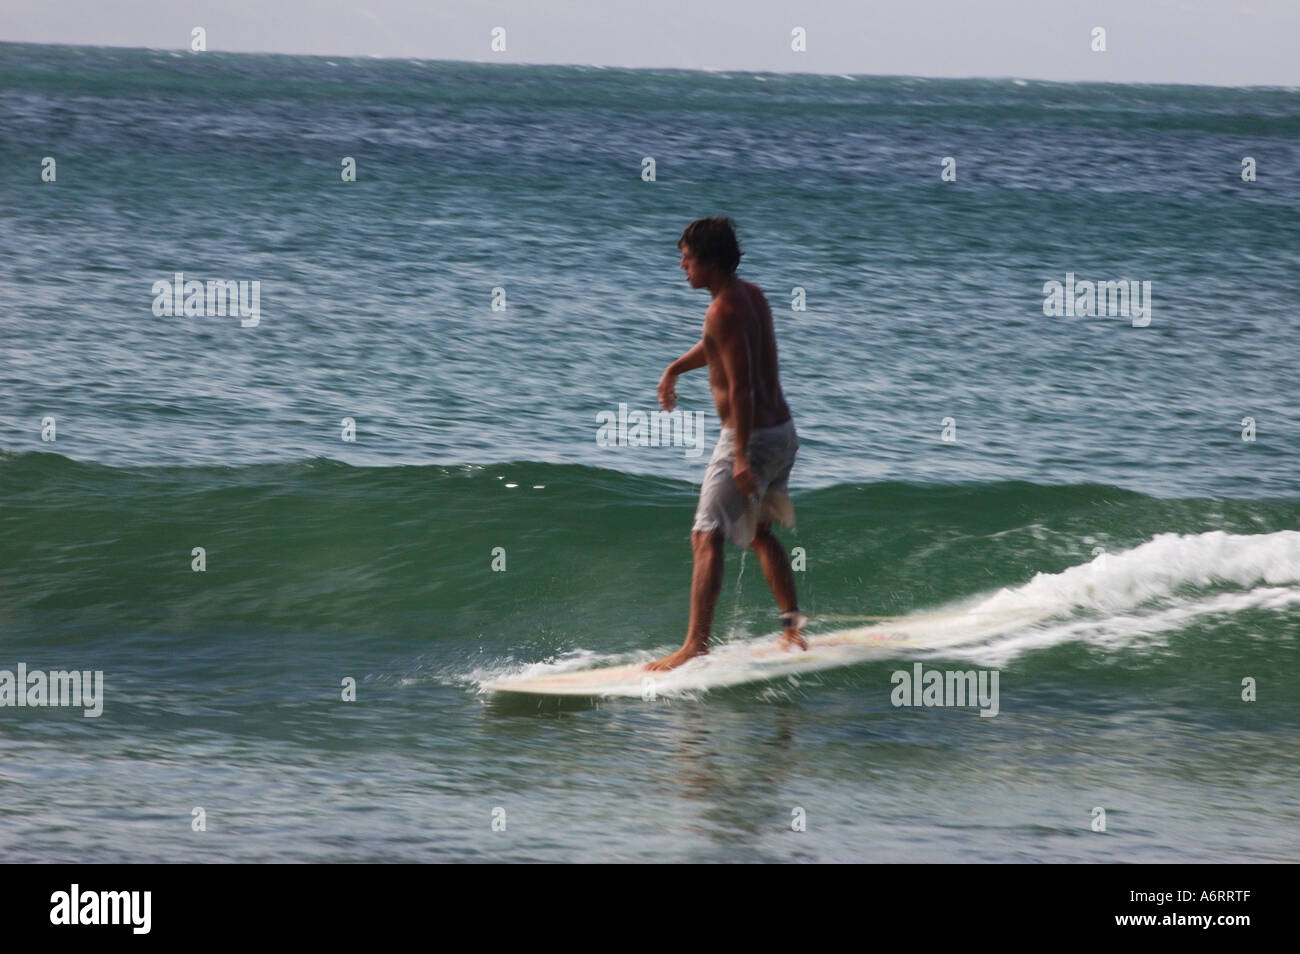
[647,217,807,671]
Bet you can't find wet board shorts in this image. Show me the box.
[692,418,798,548]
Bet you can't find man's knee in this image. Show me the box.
[750,522,774,549]
[691,528,724,554]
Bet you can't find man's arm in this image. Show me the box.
[658,340,706,411]
[669,340,706,375]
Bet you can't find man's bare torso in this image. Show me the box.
[703,278,792,429]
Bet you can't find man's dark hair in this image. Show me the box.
[677,216,743,274]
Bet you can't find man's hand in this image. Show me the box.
[733,455,757,497]
[658,341,707,411]
[657,369,679,412]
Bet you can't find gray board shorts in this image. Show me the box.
[692,417,798,548]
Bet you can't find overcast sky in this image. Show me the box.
[3,1,1298,86]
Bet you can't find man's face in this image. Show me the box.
[679,245,707,288]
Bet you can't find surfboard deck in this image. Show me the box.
[479,605,1044,698]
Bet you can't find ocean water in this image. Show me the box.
[1,43,1298,862]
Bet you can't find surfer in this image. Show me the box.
[647,217,807,671]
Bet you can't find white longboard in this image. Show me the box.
[480,604,1046,697]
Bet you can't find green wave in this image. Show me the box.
[3,451,1297,648]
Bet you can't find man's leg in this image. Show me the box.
[646,528,725,670]
[751,522,808,651]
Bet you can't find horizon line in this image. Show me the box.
[2,39,1297,92]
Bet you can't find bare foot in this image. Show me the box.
[646,641,708,671]
[778,625,808,652]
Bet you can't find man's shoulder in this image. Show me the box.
[709,280,764,316]
[720,277,764,301]
[704,297,744,335]
[736,279,771,318]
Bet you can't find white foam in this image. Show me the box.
[468,531,1300,694]
[462,648,632,688]
[971,530,1300,617]
[950,586,1300,668]
[943,530,1300,665]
